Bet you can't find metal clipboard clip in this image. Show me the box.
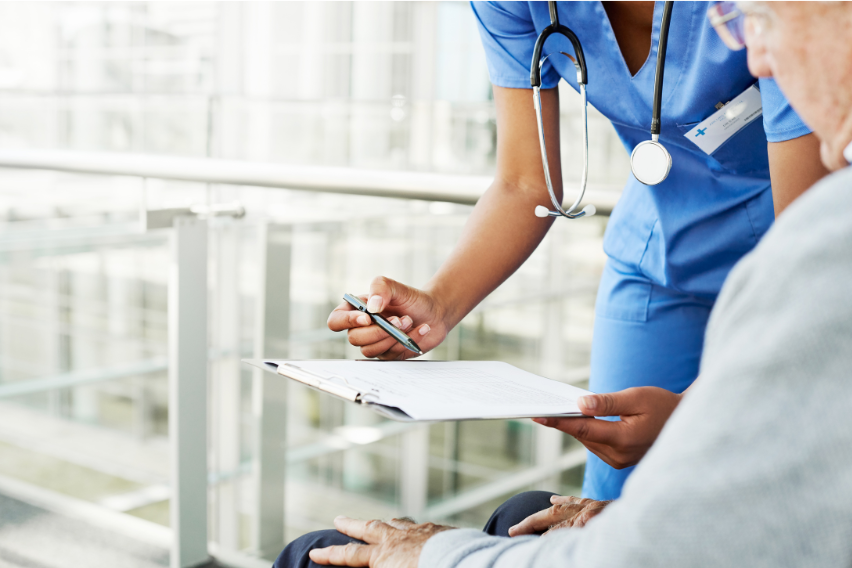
[278,363,363,402]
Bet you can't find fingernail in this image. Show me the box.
[367,295,382,313]
[532,418,547,425]
[357,314,370,326]
[418,324,430,336]
[389,317,401,328]
[400,316,413,331]
[508,524,518,533]
[334,515,348,522]
[579,396,596,411]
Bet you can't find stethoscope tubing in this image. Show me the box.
[533,81,589,219]
[531,1,676,219]
[651,1,674,138]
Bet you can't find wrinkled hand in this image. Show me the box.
[534,387,683,469]
[509,495,611,537]
[309,516,454,567]
[327,276,449,360]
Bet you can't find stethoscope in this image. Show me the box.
[533,1,674,220]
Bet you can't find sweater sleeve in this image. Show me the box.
[421,530,536,568]
[419,168,852,568]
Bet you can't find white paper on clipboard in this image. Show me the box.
[243,359,593,422]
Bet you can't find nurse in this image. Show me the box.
[327,1,829,501]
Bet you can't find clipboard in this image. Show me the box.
[244,359,592,422]
[245,359,415,421]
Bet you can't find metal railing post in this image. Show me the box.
[399,425,430,519]
[212,218,242,550]
[169,215,210,568]
[252,222,289,558]
[536,232,568,492]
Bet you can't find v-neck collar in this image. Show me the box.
[596,1,663,82]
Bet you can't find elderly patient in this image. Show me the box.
[277,3,852,567]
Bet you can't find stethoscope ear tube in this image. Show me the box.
[530,3,587,87]
[532,0,677,218]
[530,1,592,220]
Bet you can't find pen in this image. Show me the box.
[343,293,423,356]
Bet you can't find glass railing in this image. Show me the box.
[0,91,631,185]
[0,163,608,563]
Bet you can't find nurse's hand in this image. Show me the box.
[533,387,682,469]
[327,276,449,360]
[508,495,611,537]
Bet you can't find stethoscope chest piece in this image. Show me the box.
[631,139,672,186]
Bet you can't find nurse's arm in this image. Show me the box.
[328,86,566,359]
[768,132,830,216]
[420,85,566,329]
[424,86,565,328]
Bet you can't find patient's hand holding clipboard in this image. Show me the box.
[243,359,593,422]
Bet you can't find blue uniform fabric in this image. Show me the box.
[471,1,811,500]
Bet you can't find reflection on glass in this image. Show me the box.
[0,1,623,561]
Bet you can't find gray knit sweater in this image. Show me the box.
[421,166,852,568]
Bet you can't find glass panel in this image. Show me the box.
[0,2,625,564]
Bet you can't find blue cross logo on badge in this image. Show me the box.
[695,128,707,137]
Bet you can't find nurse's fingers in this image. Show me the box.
[532,416,620,446]
[577,389,645,417]
[356,324,426,360]
[577,387,681,418]
[347,316,413,346]
[360,336,400,359]
[580,440,636,470]
[374,338,426,361]
[377,345,421,361]
[328,297,372,332]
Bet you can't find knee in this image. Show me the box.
[495,491,558,518]
[273,529,351,568]
[484,491,558,537]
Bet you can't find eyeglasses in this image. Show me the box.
[707,1,746,50]
[708,1,772,51]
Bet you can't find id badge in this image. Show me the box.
[684,84,763,155]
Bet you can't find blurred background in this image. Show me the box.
[0,2,630,567]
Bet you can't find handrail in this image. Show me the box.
[0,359,167,399]
[0,149,620,213]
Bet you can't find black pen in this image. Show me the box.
[343,293,423,356]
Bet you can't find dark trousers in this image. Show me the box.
[273,490,556,568]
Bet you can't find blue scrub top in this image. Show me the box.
[472,1,812,300]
